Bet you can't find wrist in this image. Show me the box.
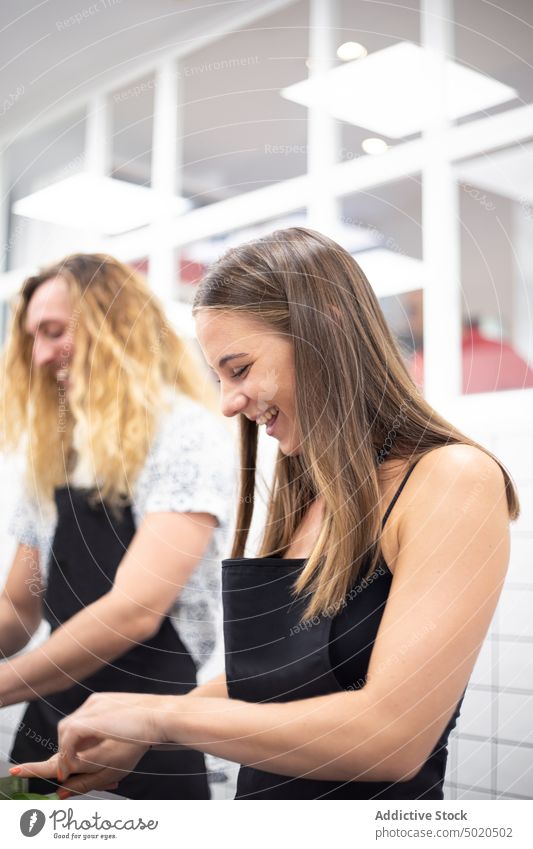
[150,694,186,745]
[0,662,23,707]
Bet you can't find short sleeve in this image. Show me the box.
[8,494,40,549]
[136,397,237,530]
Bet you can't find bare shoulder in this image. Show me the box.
[413,443,505,493]
[405,444,507,519]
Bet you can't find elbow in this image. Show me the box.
[134,611,164,643]
[341,692,435,783]
[333,753,425,785]
[387,758,427,783]
[337,727,430,784]
[8,606,42,654]
[107,593,163,644]
[373,735,432,784]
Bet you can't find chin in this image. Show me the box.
[279,442,300,457]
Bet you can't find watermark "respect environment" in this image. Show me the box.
[56,0,121,31]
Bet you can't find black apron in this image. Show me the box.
[10,486,210,799]
[222,556,460,799]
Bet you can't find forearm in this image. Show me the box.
[0,596,37,658]
[156,690,407,782]
[0,594,154,706]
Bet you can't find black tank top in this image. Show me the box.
[223,461,464,798]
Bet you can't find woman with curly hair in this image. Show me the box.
[0,254,235,799]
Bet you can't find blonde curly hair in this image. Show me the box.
[0,253,215,507]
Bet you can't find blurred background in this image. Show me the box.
[0,0,532,799]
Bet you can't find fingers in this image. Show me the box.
[10,754,60,780]
[57,774,121,799]
[10,762,119,799]
[57,723,103,782]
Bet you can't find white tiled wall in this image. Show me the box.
[444,420,533,800]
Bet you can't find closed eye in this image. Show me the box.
[212,364,250,385]
[231,364,250,379]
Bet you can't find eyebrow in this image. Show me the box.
[218,352,249,368]
[25,318,63,335]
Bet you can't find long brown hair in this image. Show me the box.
[193,227,519,618]
[1,253,215,506]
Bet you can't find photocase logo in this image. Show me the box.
[20,809,46,837]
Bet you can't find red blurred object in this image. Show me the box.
[180,257,206,286]
[410,325,533,394]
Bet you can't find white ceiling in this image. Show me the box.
[2,0,533,219]
[1,0,529,337]
[0,0,268,137]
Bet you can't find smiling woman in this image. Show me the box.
[12,228,519,801]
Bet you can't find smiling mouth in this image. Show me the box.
[265,410,279,435]
[256,405,278,425]
[255,406,279,436]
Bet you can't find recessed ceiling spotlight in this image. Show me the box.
[361,137,389,155]
[336,41,367,61]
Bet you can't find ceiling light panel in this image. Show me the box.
[282,42,517,139]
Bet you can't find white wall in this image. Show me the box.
[442,391,533,799]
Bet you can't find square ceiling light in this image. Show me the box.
[13,173,191,235]
[282,41,517,139]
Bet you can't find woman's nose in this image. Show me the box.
[220,386,248,418]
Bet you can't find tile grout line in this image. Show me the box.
[492,620,499,799]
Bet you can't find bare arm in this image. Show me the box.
[0,544,43,658]
[149,447,510,782]
[52,445,510,785]
[0,512,216,706]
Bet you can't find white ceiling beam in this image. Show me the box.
[448,102,533,162]
[85,94,111,176]
[0,0,296,148]
[5,97,533,273]
[420,0,462,403]
[106,98,533,258]
[306,0,340,231]
[149,57,180,301]
[106,171,310,260]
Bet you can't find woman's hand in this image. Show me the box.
[12,691,179,797]
[55,692,169,786]
[11,738,149,798]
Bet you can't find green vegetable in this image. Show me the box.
[9,792,59,800]
[0,775,28,799]
[1,775,59,800]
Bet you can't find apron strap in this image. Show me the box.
[381,458,421,529]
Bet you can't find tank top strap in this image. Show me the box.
[380,459,421,529]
